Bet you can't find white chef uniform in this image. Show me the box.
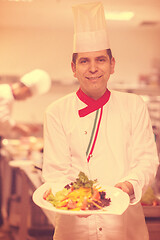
[42,2,159,239]
[42,90,159,240]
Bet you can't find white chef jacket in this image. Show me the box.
[42,90,159,240]
[0,84,15,136]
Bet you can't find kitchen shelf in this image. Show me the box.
[110,84,160,96]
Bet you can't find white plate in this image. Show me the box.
[33,182,130,216]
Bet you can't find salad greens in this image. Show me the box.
[46,188,69,208]
[72,171,97,189]
[43,172,111,211]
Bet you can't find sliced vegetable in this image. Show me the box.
[43,188,51,200]
[44,172,111,211]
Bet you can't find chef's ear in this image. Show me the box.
[71,61,77,78]
[110,57,115,74]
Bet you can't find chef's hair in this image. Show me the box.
[72,49,113,64]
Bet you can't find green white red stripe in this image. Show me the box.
[86,107,103,162]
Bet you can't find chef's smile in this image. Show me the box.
[86,75,103,80]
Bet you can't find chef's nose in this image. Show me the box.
[89,61,98,73]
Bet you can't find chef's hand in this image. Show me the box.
[13,123,40,136]
[115,181,134,196]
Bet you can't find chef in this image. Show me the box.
[42,2,159,240]
[0,69,51,137]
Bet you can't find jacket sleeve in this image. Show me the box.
[120,95,159,204]
[42,104,74,187]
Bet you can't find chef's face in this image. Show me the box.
[71,49,115,100]
[17,86,32,100]
[13,84,32,100]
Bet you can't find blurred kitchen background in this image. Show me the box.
[0,0,160,124]
[0,0,160,240]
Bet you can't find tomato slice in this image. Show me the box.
[92,189,100,201]
[81,197,88,210]
[43,188,51,200]
[67,199,77,209]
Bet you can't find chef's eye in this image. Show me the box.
[98,58,106,62]
[80,59,87,64]
[78,58,88,64]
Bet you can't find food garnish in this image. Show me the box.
[43,171,111,211]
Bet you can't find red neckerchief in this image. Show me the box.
[76,88,111,117]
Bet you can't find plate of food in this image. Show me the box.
[33,172,130,216]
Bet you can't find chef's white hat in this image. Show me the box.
[20,69,51,95]
[72,1,110,53]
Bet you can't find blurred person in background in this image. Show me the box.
[0,69,51,227]
[0,69,51,137]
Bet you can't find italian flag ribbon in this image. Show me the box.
[86,107,103,162]
[76,88,111,162]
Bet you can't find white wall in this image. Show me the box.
[0,25,160,123]
[0,26,160,84]
[0,27,74,83]
[109,27,160,84]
